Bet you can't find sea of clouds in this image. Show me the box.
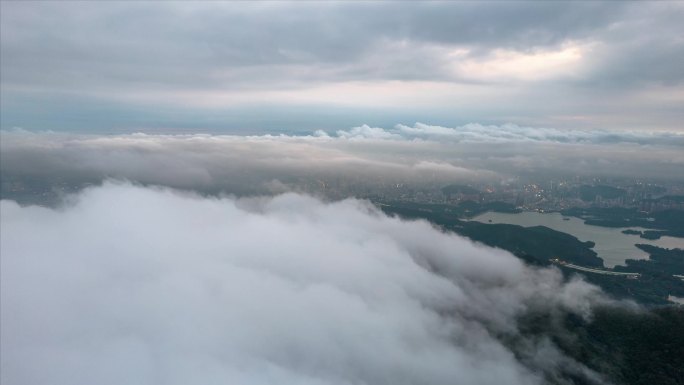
[1,182,624,385]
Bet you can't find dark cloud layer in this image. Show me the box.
[2,1,683,131]
[0,2,622,84]
[1,182,621,385]
[3,2,679,85]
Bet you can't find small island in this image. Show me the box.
[621,229,667,240]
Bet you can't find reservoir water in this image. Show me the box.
[469,211,684,267]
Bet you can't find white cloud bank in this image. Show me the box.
[1,183,617,385]
[334,123,684,146]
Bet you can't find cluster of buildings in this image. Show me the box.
[325,177,684,213]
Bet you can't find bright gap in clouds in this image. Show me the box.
[453,43,586,81]
[1,182,618,385]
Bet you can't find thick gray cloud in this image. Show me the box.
[1,182,619,385]
[0,2,627,85]
[3,2,678,85]
[1,1,683,131]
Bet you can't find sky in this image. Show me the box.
[2,1,684,133]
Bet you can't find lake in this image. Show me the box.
[469,211,684,267]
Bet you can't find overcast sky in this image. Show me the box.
[2,1,683,133]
